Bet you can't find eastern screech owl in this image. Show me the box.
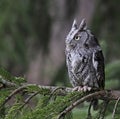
[65,19,105,91]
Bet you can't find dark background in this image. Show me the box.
[0,0,120,90]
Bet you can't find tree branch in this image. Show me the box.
[57,91,111,119]
[0,79,17,87]
[27,84,120,100]
[1,81,120,109]
[1,79,120,100]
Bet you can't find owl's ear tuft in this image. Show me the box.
[79,19,87,31]
[72,19,77,29]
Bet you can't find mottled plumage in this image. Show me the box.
[65,19,105,91]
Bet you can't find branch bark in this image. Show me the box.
[30,84,120,100]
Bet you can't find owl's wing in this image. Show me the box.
[92,50,105,89]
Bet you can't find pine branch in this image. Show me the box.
[0,82,120,119]
[0,79,17,87]
[19,91,39,109]
[1,83,120,103]
[1,77,120,119]
[23,85,120,100]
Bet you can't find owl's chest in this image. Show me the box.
[67,49,95,78]
[68,48,92,65]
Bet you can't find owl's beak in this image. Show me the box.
[65,38,71,44]
[66,43,75,50]
[66,38,76,49]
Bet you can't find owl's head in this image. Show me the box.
[66,19,96,50]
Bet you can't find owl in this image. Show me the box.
[65,19,105,92]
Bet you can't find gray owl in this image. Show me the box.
[65,19,105,92]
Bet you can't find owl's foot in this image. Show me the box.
[82,86,91,92]
[73,86,91,92]
[73,86,83,91]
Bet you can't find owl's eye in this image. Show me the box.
[74,36,80,41]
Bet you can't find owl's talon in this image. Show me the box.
[83,86,92,92]
[72,86,82,91]
[78,87,83,91]
[72,87,78,91]
[73,86,92,92]
[87,87,92,91]
[83,86,87,92]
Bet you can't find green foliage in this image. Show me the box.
[0,67,26,85]
[26,85,50,95]
[105,60,120,80]
[0,0,29,67]
[4,102,22,119]
[0,68,120,119]
[0,68,85,119]
[0,68,26,119]
[105,60,120,89]
[0,0,51,75]
[22,92,82,119]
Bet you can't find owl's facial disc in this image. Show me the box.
[66,28,79,43]
[66,19,87,50]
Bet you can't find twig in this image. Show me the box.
[87,101,92,119]
[0,84,68,108]
[112,97,120,119]
[0,85,30,107]
[57,91,105,119]
[98,100,109,119]
[0,79,17,87]
[19,91,39,109]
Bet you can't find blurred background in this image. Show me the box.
[0,0,120,89]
